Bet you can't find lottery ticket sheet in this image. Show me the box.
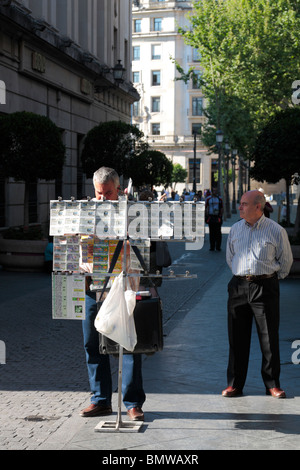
[50,199,205,320]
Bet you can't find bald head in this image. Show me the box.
[239,190,266,226]
[247,190,266,209]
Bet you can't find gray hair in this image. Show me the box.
[93,167,120,188]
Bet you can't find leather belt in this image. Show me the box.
[235,273,276,282]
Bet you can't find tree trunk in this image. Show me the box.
[286,178,291,226]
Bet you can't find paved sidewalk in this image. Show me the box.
[0,205,300,450]
[41,262,300,450]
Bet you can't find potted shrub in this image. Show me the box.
[0,111,65,271]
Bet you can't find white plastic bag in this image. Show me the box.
[94,272,137,351]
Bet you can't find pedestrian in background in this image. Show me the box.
[258,188,274,218]
[205,188,223,251]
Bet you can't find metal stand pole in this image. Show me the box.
[116,345,124,429]
[95,343,142,432]
[95,216,143,432]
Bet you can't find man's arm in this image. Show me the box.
[226,229,234,271]
[276,228,293,279]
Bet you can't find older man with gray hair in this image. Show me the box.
[222,190,293,399]
[80,167,145,422]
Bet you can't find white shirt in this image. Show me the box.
[226,214,293,279]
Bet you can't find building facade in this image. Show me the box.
[0,0,138,230]
[132,0,217,196]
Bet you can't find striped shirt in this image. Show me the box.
[226,214,293,279]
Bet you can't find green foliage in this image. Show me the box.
[81,120,148,178]
[81,120,173,188]
[177,0,300,130]
[128,150,173,189]
[172,58,205,89]
[0,111,65,183]
[250,107,300,185]
[171,163,188,188]
[250,107,300,228]
[201,92,256,158]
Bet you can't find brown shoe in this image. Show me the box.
[80,403,112,417]
[222,386,243,397]
[266,387,286,398]
[127,406,144,421]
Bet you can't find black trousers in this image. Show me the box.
[227,274,280,390]
[208,221,222,250]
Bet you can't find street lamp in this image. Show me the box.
[192,130,200,194]
[238,154,245,202]
[216,130,223,195]
[94,60,126,92]
[224,141,231,218]
[111,60,126,84]
[231,149,237,213]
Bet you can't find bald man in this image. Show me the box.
[222,190,293,399]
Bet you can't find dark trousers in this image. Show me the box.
[208,221,222,250]
[227,275,281,390]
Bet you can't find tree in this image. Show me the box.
[177,0,300,128]
[171,163,188,190]
[0,111,65,230]
[201,93,256,158]
[127,150,173,189]
[250,107,300,229]
[81,120,148,179]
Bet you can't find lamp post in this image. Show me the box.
[224,141,231,218]
[192,131,197,194]
[216,129,223,196]
[238,154,244,202]
[247,159,251,191]
[231,149,237,213]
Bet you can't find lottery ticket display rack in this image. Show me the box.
[50,197,205,432]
